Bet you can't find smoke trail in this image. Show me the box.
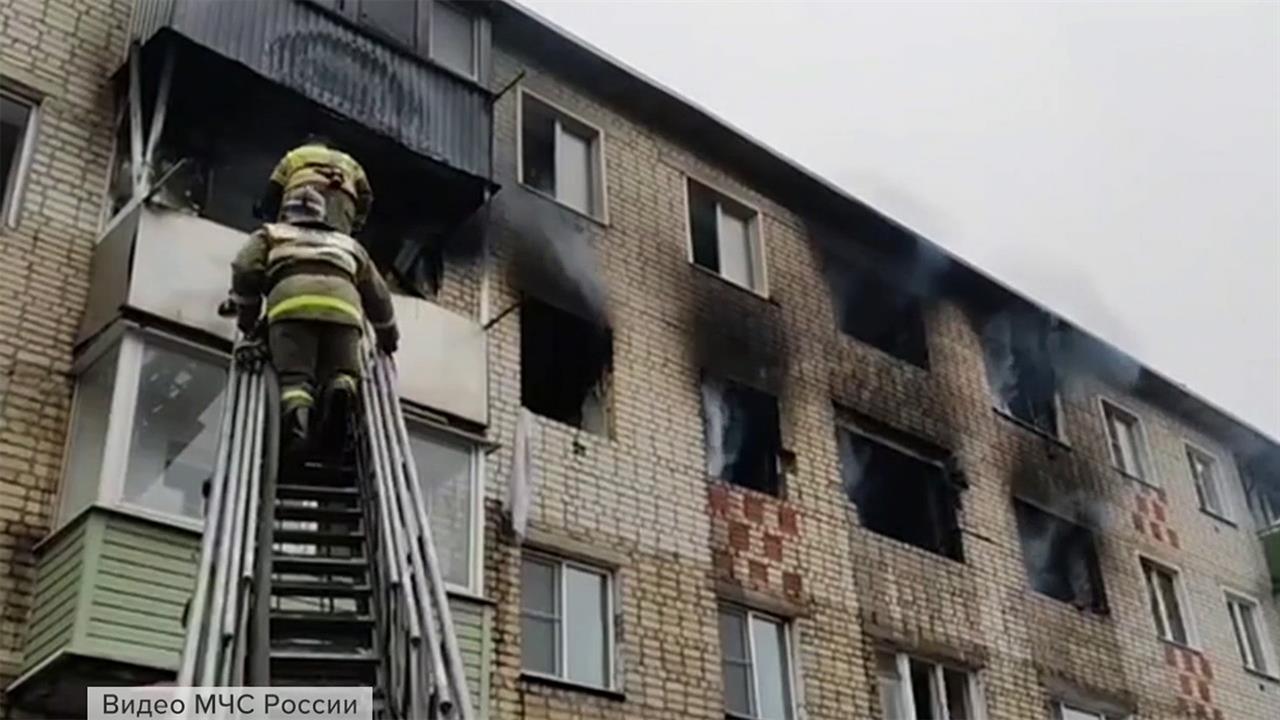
[702,379,730,477]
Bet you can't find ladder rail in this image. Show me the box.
[371,353,476,720]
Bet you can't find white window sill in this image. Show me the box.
[1243,666,1280,684]
[519,183,609,228]
[1114,467,1161,492]
[1158,637,1201,654]
[1199,507,1236,527]
[519,671,624,701]
[992,407,1071,450]
[689,261,771,302]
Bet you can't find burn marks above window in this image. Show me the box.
[981,308,1061,438]
[838,420,962,560]
[521,298,612,435]
[831,259,929,368]
[701,378,782,496]
[1014,500,1107,613]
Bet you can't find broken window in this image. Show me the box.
[1014,500,1107,612]
[831,259,929,367]
[1,90,37,227]
[982,310,1060,437]
[520,92,604,217]
[688,179,765,292]
[838,426,961,560]
[521,298,612,434]
[701,378,781,495]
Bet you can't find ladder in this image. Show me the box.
[178,339,474,720]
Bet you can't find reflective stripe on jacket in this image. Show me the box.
[231,223,397,331]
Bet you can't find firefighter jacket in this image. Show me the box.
[230,223,397,335]
[268,144,373,230]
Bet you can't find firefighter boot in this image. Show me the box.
[319,374,358,453]
[282,403,312,462]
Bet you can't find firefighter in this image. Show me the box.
[230,187,399,456]
[259,135,373,235]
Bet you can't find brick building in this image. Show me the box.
[0,1,1277,719]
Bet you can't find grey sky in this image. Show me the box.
[519,0,1280,439]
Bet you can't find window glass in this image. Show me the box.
[689,181,720,271]
[521,97,556,196]
[555,124,592,214]
[564,565,608,687]
[59,347,120,524]
[1228,595,1271,673]
[1,93,34,220]
[431,1,476,77]
[520,558,559,675]
[718,205,754,289]
[122,342,226,520]
[1059,707,1104,720]
[944,668,971,720]
[909,659,934,717]
[1143,560,1189,645]
[409,427,474,589]
[875,652,904,719]
[718,609,753,716]
[751,616,792,720]
[1103,403,1147,480]
[1188,448,1224,516]
[359,0,417,48]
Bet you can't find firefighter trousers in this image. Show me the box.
[269,319,363,419]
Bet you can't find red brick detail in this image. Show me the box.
[1165,645,1178,667]
[1153,502,1166,522]
[1179,673,1193,695]
[778,506,798,536]
[1197,680,1210,703]
[1136,495,1148,514]
[1199,655,1212,679]
[1151,521,1164,541]
[1167,528,1180,549]
[1176,697,1188,714]
[1183,649,1197,671]
[782,571,802,598]
[729,522,751,552]
[1132,512,1146,533]
[1213,709,1224,720]
[748,560,768,586]
[708,484,732,517]
[1156,486,1168,503]
[712,549,735,579]
[743,493,765,523]
[1195,702,1208,718]
[763,533,783,562]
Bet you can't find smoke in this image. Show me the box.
[493,190,610,323]
[701,380,731,477]
[837,426,871,503]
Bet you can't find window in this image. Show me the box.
[520,92,605,217]
[1,89,37,227]
[430,1,478,78]
[701,377,781,495]
[1013,501,1107,612]
[1055,704,1115,720]
[1186,445,1228,519]
[718,606,794,720]
[688,179,766,293]
[1242,466,1280,530]
[1100,400,1150,482]
[1141,558,1192,646]
[838,425,961,560]
[981,309,1060,437]
[520,553,614,689]
[1226,592,1274,676]
[408,425,481,592]
[520,298,612,434]
[58,330,227,527]
[875,650,982,720]
[831,259,928,367]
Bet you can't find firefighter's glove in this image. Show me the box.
[233,336,268,368]
[375,326,400,355]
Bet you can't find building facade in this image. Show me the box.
[0,1,1277,719]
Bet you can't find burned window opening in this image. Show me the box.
[520,298,612,435]
[838,425,962,560]
[142,44,486,296]
[982,308,1060,437]
[831,259,929,368]
[701,377,782,495]
[1013,500,1107,613]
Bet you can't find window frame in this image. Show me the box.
[427,0,481,80]
[1223,588,1278,677]
[1054,702,1122,720]
[1,86,40,228]
[516,87,609,222]
[329,0,482,81]
[684,176,769,296]
[519,550,617,691]
[1139,555,1199,649]
[1097,397,1155,485]
[405,418,486,596]
[718,604,799,720]
[1184,441,1231,522]
[875,649,986,720]
[56,325,228,533]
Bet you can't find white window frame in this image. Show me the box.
[427,0,480,80]
[1,86,40,228]
[1139,555,1199,649]
[876,649,987,720]
[519,550,617,691]
[516,88,609,222]
[1097,397,1154,484]
[1184,441,1231,522]
[1223,588,1278,677]
[406,419,485,596]
[1244,474,1280,531]
[684,176,769,296]
[1054,702,1124,720]
[719,604,799,720]
[56,324,227,533]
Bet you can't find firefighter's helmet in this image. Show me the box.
[279,186,329,228]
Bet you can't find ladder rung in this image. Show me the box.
[272,556,368,575]
[275,504,362,522]
[271,581,372,597]
[272,529,365,546]
[277,484,360,501]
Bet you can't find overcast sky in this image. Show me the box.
[520,0,1280,439]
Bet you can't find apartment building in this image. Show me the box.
[0,1,1277,718]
